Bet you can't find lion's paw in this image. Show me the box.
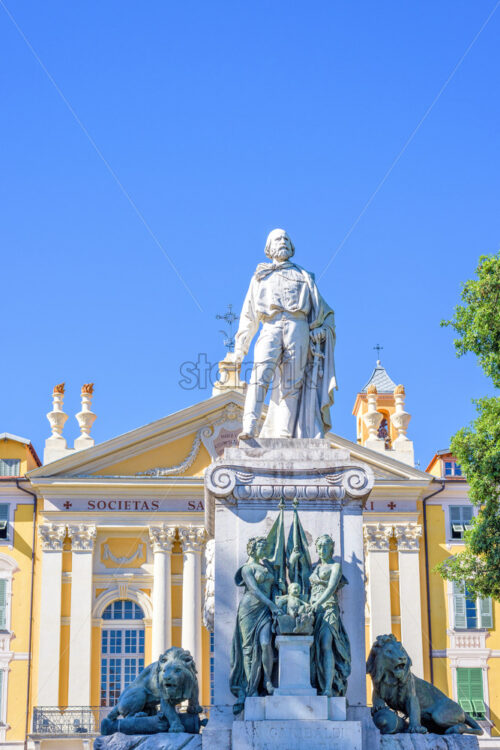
[408,725,428,734]
[168,722,184,733]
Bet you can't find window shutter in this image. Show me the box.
[479,597,493,629]
[457,669,473,713]
[470,669,485,717]
[0,460,20,477]
[0,580,7,630]
[453,582,467,628]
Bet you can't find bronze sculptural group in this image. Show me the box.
[366,634,483,736]
[229,503,351,713]
[99,646,205,739]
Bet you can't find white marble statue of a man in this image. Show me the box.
[234,228,337,439]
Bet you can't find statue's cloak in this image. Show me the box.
[260,266,337,439]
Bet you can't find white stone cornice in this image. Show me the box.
[38,523,66,551]
[178,526,207,553]
[149,525,176,553]
[363,523,393,551]
[68,523,96,551]
[394,522,422,551]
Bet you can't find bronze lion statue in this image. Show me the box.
[103,646,202,735]
[366,634,483,736]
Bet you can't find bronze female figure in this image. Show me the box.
[309,533,351,696]
[230,536,280,714]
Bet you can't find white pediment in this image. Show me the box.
[28,387,430,487]
[28,390,247,479]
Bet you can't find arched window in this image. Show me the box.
[100,599,145,707]
[377,416,391,449]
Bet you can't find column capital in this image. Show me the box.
[364,523,393,551]
[68,523,96,551]
[178,526,207,553]
[38,523,66,551]
[394,523,422,551]
[149,525,176,553]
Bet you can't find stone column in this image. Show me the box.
[149,525,176,659]
[364,523,393,642]
[179,526,207,682]
[395,523,424,678]
[37,523,66,706]
[67,524,96,706]
[341,501,366,707]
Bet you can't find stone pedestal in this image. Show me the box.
[232,719,362,750]
[202,438,375,750]
[380,735,479,750]
[244,695,347,721]
[274,635,315,696]
[94,733,202,750]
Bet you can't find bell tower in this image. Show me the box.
[352,359,414,466]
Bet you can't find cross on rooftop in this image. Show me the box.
[216,304,239,352]
[373,344,384,360]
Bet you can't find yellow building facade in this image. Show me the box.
[0,433,40,749]
[0,364,498,748]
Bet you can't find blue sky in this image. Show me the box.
[1,1,498,469]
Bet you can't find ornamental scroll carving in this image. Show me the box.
[205,463,373,505]
[137,403,243,477]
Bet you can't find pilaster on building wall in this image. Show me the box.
[364,522,424,679]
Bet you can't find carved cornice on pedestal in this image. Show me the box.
[68,524,97,551]
[394,523,422,551]
[178,526,207,553]
[38,523,66,551]
[205,461,373,506]
[149,525,176,553]
[364,523,393,551]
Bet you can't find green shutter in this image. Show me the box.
[453,582,467,628]
[457,668,485,718]
[0,580,7,630]
[479,597,493,629]
[470,669,485,717]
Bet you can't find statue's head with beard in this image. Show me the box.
[264,228,295,261]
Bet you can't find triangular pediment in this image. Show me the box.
[28,390,247,480]
[29,388,430,486]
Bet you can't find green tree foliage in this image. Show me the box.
[435,252,500,600]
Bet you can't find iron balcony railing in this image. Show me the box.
[32,705,211,735]
[32,706,113,735]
